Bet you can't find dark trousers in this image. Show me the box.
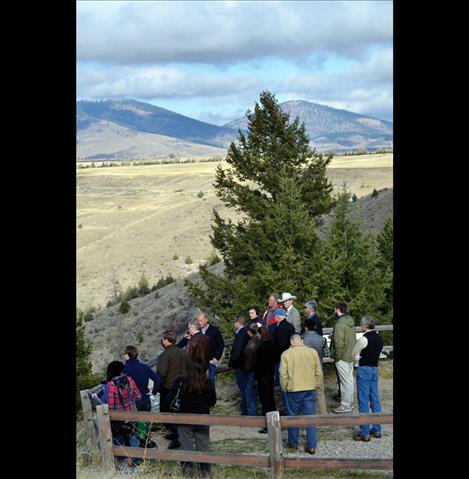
[159,388,178,438]
[257,374,276,416]
[177,425,211,478]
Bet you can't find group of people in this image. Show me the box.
[97,294,385,475]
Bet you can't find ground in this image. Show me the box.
[76,153,393,309]
[77,360,393,478]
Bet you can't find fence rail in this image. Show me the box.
[94,406,392,477]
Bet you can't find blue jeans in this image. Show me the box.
[356,366,382,436]
[236,369,248,415]
[274,362,288,412]
[245,371,258,416]
[114,432,141,466]
[285,390,317,449]
[208,363,217,389]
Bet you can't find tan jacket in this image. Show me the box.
[280,344,323,392]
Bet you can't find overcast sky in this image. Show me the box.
[77,1,393,125]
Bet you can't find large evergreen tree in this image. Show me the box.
[188,91,335,334]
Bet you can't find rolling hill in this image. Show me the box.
[226,100,393,153]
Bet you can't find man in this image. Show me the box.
[280,334,323,455]
[197,312,225,388]
[271,308,295,414]
[262,293,282,327]
[240,323,260,416]
[157,330,190,449]
[123,345,160,411]
[248,306,264,327]
[352,315,384,442]
[331,303,357,414]
[303,320,327,415]
[303,299,323,336]
[279,292,301,334]
[228,315,249,414]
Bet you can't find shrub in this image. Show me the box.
[83,307,95,323]
[123,286,139,301]
[207,251,221,266]
[106,300,113,308]
[119,300,130,314]
[371,189,379,198]
[352,193,358,202]
[173,253,179,260]
[78,223,83,229]
[138,273,150,295]
[197,191,204,198]
[185,256,193,264]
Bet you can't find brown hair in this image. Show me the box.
[125,345,138,359]
[258,326,272,342]
[184,358,210,395]
[163,330,177,344]
[186,333,210,369]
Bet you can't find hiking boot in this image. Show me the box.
[258,427,268,434]
[353,432,370,442]
[304,447,316,455]
[287,443,298,450]
[333,405,352,414]
[370,430,382,438]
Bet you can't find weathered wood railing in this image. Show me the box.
[95,407,393,477]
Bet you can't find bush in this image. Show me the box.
[78,223,83,229]
[173,253,179,260]
[138,273,150,295]
[197,191,204,198]
[106,300,113,308]
[123,286,139,301]
[154,274,176,290]
[83,307,95,323]
[207,251,221,266]
[185,256,193,264]
[371,189,379,198]
[119,300,130,314]
[352,193,358,202]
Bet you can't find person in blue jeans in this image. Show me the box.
[280,334,323,454]
[352,315,384,441]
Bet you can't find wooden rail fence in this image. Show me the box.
[94,407,393,477]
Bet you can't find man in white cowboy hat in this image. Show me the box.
[279,292,301,333]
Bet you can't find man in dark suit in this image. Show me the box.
[197,312,225,388]
[228,314,249,414]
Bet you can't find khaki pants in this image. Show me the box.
[317,381,327,415]
[335,360,354,409]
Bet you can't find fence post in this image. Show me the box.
[266,411,284,479]
[96,404,115,472]
[80,390,97,449]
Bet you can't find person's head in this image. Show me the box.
[304,318,316,332]
[185,357,209,395]
[258,325,272,342]
[247,323,258,337]
[268,293,280,308]
[280,293,297,309]
[248,307,259,320]
[161,330,177,348]
[234,314,246,331]
[106,360,124,381]
[304,299,318,316]
[274,309,286,323]
[188,319,200,335]
[335,303,347,317]
[197,312,208,329]
[290,333,303,346]
[124,345,138,361]
[360,315,375,332]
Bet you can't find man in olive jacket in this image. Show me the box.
[331,303,356,413]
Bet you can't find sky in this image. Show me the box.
[77,1,393,125]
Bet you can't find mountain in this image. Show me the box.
[77,119,227,160]
[77,99,237,159]
[84,188,392,372]
[225,100,393,153]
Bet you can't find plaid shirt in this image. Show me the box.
[104,374,142,411]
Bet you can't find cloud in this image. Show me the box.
[77,1,392,65]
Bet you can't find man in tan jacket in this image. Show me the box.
[280,334,323,455]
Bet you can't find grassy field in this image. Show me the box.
[77,154,393,308]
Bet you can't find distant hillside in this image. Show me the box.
[77,99,237,151]
[77,119,226,160]
[84,188,392,372]
[225,100,393,153]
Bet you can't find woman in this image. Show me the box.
[98,360,142,470]
[186,319,210,371]
[253,326,277,434]
[175,358,216,478]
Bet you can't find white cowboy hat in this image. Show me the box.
[279,292,297,302]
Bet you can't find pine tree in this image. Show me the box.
[188,91,335,333]
[375,217,393,321]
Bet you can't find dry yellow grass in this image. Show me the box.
[77,154,392,308]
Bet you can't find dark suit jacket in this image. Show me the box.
[273,319,295,362]
[203,323,225,361]
[228,326,248,369]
